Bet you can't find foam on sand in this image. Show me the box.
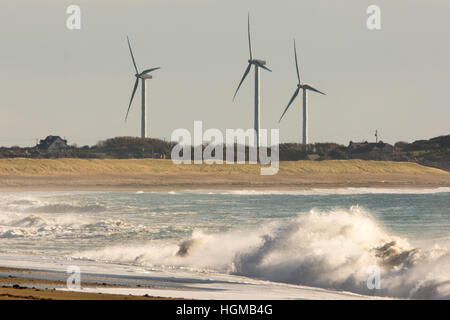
[0,253,386,300]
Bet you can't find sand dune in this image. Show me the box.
[0,158,446,175]
[0,158,448,191]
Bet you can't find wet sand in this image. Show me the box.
[0,267,167,300]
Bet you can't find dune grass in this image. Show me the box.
[0,158,446,176]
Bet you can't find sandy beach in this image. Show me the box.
[0,255,387,300]
[0,159,448,300]
[0,271,161,300]
[0,159,448,191]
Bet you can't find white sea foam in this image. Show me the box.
[0,195,126,238]
[177,187,450,196]
[0,212,145,239]
[1,191,448,299]
[76,207,450,299]
[0,229,31,238]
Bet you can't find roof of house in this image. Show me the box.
[37,136,68,150]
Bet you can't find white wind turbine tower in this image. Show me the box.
[125,36,161,138]
[233,13,272,150]
[279,40,325,145]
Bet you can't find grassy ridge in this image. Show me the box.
[0,158,447,176]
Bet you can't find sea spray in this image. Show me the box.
[2,191,449,299]
[75,207,450,299]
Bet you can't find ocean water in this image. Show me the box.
[0,188,449,299]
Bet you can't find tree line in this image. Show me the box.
[0,135,448,171]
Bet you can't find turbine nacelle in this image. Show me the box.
[138,74,153,80]
[249,59,266,66]
[135,67,161,80]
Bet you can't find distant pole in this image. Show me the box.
[375,130,378,143]
[302,88,308,145]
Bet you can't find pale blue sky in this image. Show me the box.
[0,0,449,147]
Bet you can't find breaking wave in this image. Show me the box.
[0,213,144,239]
[12,214,47,227]
[76,207,450,299]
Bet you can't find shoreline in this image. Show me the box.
[0,267,170,300]
[1,174,448,192]
[1,184,449,193]
[0,257,387,300]
[0,265,192,301]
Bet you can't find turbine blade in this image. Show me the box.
[140,67,161,76]
[305,84,326,95]
[248,13,253,60]
[254,61,272,72]
[294,39,301,84]
[233,63,252,101]
[279,87,300,122]
[127,36,139,74]
[125,78,139,121]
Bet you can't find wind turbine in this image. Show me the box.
[279,40,325,145]
[233,13,272,150]
[125,36,161,138]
